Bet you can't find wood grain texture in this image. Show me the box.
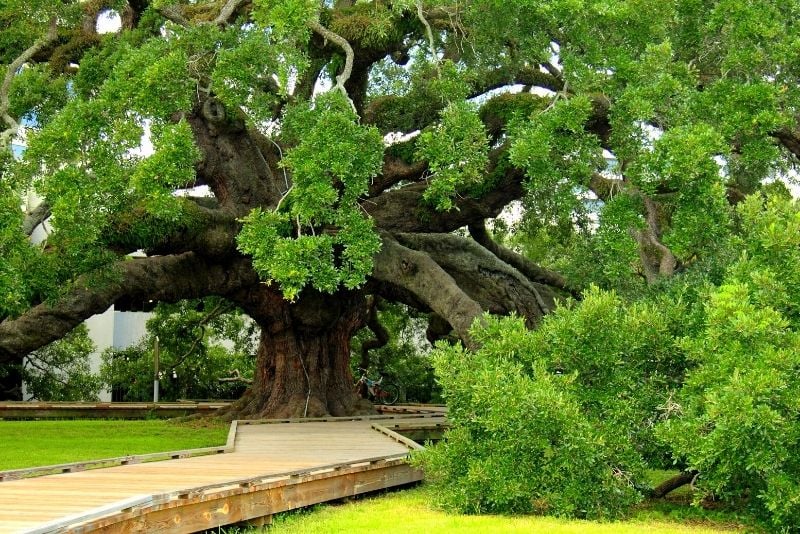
[0,416,428,533]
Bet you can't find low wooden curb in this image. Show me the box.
[0,401,230,420]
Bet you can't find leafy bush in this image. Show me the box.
[656,195,800,531]
[528,286,693,468]
[657,283,800,531]
[419,314,642,519]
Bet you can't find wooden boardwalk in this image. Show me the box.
[0,416,431,533]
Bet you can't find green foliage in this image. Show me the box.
[21,325,104,401]
[350,303,438,403]
[510,96,604,241]
[211,24,308,125]
[528,287,691,468]
[416,101,489,211]
[732,194,800,326]
[237,93,383,300]
[251,0,317,42]
[564,192,646,293]
[656,195,800,531]
[511,96,603,188]
[7,64,68,127]
[102,299,257,402]
[365,59,470,134]
[657,283,800,531]
[421,314,642,518]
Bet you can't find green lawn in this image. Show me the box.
[0,419,229,470]
[259,486,755,534]
[0,422,758,533]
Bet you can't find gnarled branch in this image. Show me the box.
[468,220,579,299]
[394,232,557,325]
[372,233,484,344]
[0,253,259,364]
[308,20,355,108]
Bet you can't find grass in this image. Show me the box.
[249,483,757,534]
[0,418,229,470]
[238,486,760,534]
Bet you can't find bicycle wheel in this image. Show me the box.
[377,383,400,405]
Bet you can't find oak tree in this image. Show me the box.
[1,0,798,419]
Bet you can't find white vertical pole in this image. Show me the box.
[153,335,160,403]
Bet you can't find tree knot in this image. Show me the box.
[400,259,417,275]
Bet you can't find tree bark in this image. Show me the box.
[651,470,698,499]
[222,287,374,419]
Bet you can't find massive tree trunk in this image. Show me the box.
[223,287,374,419]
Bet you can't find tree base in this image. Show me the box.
[219,389,377,420]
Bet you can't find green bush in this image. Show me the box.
[419,314,642,519]
[657,282,800,531]
[656,195,800,532]
[526,286,695,469]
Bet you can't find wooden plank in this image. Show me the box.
[0,402,230,420]
[69,463,423,533]
[370,423,425,451]
[0,416,431,532]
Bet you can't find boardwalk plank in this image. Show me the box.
[0,419,418,533]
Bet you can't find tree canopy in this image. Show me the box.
[2,0,800,527]
[0,0,798,443]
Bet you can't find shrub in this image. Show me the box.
[419,314,642,519]
[657,282,800,531]
[655,194,800,531]
[526,287,691,468]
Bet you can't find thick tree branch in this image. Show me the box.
[369,155,427,196]
[188,108,281,215]
[468,220,579,299]
[365,150,526,233]
[0,254,259,364]
[22,202,51,237]
[394,232,557,324]
[372,233,484,344]
[155,5,190,27]
[139,201,241,259]
[468,65,564,99]
[651,470,698,499]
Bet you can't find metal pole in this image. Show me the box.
[153,335,160,403]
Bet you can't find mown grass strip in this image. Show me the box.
[0,419,228,470]
[257,485,754,533]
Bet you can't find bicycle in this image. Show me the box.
[354,367,400,405]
